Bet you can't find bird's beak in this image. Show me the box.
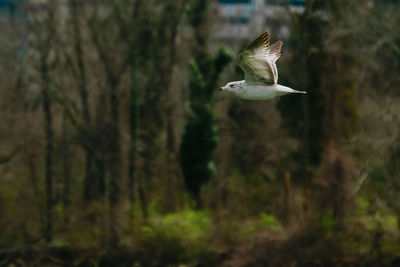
[219,87,227,91]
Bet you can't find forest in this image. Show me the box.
[1,0,400,266]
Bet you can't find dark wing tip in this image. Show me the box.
[247,31,270,50]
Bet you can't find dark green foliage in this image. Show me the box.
[187,0,209,45]
[180,108,216,200]
[180,0,233,204]
[381,0,400,5]
[389,142,400,180]
[181,49,233,203]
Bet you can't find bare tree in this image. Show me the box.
[28,1,59,243]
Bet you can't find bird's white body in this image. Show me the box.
[224,80,305,100]
[219,31,306,100]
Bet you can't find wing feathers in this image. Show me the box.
[268,41,283,63]
[268,41,283,83]
[247,31,270,51]
[237,31,283,85]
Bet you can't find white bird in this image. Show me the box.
[219,31,306,100]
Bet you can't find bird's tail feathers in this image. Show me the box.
[276,85,306,94]
[291,89,307,94]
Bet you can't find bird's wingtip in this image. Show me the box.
[292,89,307,94]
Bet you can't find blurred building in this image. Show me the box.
[0,0,15,19]
[0,0,28,20]
[213,0,304,39]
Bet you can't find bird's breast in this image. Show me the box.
[236,84,280,100]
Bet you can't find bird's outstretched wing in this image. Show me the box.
[237,31,283,85]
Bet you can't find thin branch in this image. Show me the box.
[0,146,21,165]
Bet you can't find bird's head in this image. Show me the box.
[219,81,241,93]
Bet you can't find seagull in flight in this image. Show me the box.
[219,31,306,100]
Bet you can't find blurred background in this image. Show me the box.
[1,0,400,266]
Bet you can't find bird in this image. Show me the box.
[219,31,306,100]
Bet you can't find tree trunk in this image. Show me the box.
[108,77,121,207]
[106,77,122,245]
[128,65,140,220]
[40,56,54,243]
[127,0,144,222]
[69,0,103,201]
[302,94,310,181]
[61,114,71,225]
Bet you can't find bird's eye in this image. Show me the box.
[230,84,234,87]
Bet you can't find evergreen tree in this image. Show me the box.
[180,0,233,205]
